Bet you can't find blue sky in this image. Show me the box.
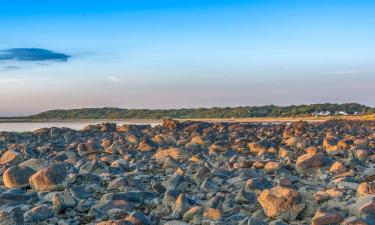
[0,0,374,116]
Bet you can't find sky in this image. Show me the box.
[0,0,374,116]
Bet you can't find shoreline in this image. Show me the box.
[0,115,373,124]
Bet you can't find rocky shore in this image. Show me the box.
[0,119,374,225]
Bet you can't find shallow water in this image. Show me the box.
[0,121,160,132]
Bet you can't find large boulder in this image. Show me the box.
[29,163,69,192]
[5,160,47,189]
[296,153,330,174]
[258,186,305,221]
[3,165,36,188]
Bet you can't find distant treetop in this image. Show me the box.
[28,103,375,120]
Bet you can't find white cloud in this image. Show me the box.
[107,76,122,82]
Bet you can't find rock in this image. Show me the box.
[97,219,132,225]
[162,118,180,130]
[172,193,190,216]
[312,208,344,225]
[330,161,347,174]
[264,161,281,172]
[137,139,154,152]
[0,204,24,225]
[163,190,180,208]
[296,153,330,174]
[0,150,21,165]
[193,166,211,185]
[258,186,305,221]
[164,221,190,225]
[125,211,151,225]
[203,208,222,221]
[18,158,48,171]
[235,188,256,203]
[349,195,375,217]
[3,165,36,188]
[107,177,129,192]
[153,148,188,162]
[0,188,34,202]
[248,139,275,153]
[88,200,133,218]
[340,217,369,225]
[52,189,77,213]
[79,161,96,174]
[0,120,372,224]
[183,206,203,222]
[357,182,375,197]
[244,177,272,193]
[24,205,53,222]
[29,162,69,191]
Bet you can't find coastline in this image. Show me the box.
[0,115,373,124]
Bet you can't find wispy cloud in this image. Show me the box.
[0,48,70,62]
[0,78,30,83]
[324,70,374,75]
[107,76,122,82]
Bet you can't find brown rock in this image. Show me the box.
[306,146,319,155]
[340,217,369,225]
[258,186,304,221]
[296,153,329,174]
[329,161,347,174]
[29,163,68,192]
[264,161,281,172]
[96,220,131,225]
[0,150,21,165]
[3,165,36,188]
[153,148,188,162]
[162,118,180,130]
[203,208,222,221]
[312,208,343,225]
[137,139,153,152]
[357,182,375,197]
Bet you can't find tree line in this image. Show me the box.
[27,103,375,120]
